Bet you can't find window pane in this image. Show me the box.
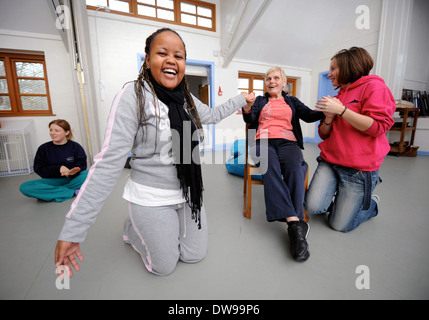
[110,0,130,12]
[138,0,155,5]
[86,0,107,6]
[253,79,264,90]
[0,96,11,110]
[197,6,212,18]
[238,79,249,89]
[18,80,46,94]
[158,0,174,10]
[15,62,44,78]
[254,90,265,97]
[181,13,196,25]
[20,96,49,110]
[157,8,174,20]
[0,79,8,93]
[0,61,5,76]
[238,90,248,95]
[198,17,212,28]
[138,4,156,16]
[181,2,196,14]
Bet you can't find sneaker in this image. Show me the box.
[287,220,310,262]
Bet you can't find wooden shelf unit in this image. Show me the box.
[389,106,419,156]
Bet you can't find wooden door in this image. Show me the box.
[199,84,209,106]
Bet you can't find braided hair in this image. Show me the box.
[134,28,203,141]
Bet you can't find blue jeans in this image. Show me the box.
[304,157,381,232]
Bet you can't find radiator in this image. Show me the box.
[0,120,35,177]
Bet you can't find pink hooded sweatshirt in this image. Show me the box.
[318,75,396,171]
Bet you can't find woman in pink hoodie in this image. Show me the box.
[304,47,395,232]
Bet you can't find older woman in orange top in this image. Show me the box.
[242,67,324,262]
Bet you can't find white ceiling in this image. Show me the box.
[223,0,377,69]
[0,0,59,36]
[1,0,377,71]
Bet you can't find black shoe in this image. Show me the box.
[287,220,310,262]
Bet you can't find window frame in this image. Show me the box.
[238,73,266,97]
[87,0,216,32]
[284,78,297,97]
[239,72,297,97]
[0,51,54,117]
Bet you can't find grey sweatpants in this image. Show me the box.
[123,202,208,276]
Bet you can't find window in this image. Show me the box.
[138,0,175,22]
[238,72,297,98]
[238,73,265,98]
[0,51,53,117]
[179,1,214,30]
[86,0,216,32]
[284,78,296,97]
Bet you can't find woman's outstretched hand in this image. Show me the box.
[242,92,256,112]
[55,240,84,278]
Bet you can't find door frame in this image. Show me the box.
[187,59,216,151]
[312,71,338,144]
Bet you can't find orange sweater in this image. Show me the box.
[256,98,297,141]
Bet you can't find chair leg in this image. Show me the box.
[245,175,252,219]
[243,166,248,217]
[303,208,309,222]
[243,163,252,219]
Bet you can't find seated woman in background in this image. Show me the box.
[242,67,324,262]
[19,119,88,202]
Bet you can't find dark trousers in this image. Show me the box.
[255,139,308,221]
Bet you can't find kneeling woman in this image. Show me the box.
[243,67,324,262]
[54,28,255,277]
[20,119,88,202]
[305,47,395,232]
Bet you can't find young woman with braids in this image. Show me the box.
[54,28,255,277]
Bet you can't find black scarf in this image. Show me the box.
[149,72,203,229]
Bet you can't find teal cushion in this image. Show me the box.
[225,140,262,180]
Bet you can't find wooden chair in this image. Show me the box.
[243,123,309,222]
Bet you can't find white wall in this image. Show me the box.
[88,0,429,153]
[2,0,428,156]
[87,1,312,150]
[306,0,382,143]
[87,2,223,141]
[306,0,429,154]
[213,59,313,148]
[402,0,429,153]
[309,0,382,103]
[378,0,429,153]
[403,0,429,92]
[0,30,82,149]
[0,0,84,152]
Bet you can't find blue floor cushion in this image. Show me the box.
[225,139,262,181]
